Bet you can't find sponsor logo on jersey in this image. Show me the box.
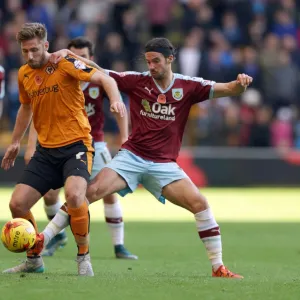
[142,99,152,112]
[144,87,153,94]
[140,99,175,121]
[172,88,183,101]
[74,60,86,70]
[89,87,99,99]
[27,84,59,98]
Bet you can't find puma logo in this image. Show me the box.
[144,87,153,94]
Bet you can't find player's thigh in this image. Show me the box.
[18,151,62,198]
[10,183,42,214]
[87,167,127,203]
[88,149,146,202]
[43,189,61,206]
[162,177,208,213]
[62,146,92,208]
[143,161,188,204]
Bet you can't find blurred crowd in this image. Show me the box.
[1,0,300,149]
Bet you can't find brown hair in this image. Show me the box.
[16,23,47,43]
[67,37,94,57]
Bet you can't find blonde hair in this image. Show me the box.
[16,23,47,43]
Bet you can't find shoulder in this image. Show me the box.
[108,70,150,78]
[174,73,215,86]
[18,64,30,80]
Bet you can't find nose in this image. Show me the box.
[28,52,33,60]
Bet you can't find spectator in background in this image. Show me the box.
[6,69,19,129]
[143,0,175,36]
[271,107,294,148]
[178,27,205,77]
[248,106,272,147]
[1,0,300,149]
[221,11,242,46]
[98,32,128,70]
[0,64,5,119]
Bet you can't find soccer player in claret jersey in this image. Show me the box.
[46,37,253,278]
[1,23,126,276]
[25,37,137,259]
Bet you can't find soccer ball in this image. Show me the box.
[1,218,37,253]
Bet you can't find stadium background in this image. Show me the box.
[0,1,299,299]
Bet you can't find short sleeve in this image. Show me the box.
[106,70,141,93]
[191,77,215,104]
[18,68,31,104]
[60,55,97,82]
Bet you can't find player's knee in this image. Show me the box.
[9,198,27,215]
[43,193,59,205]
[187,195,209,214]
[65,190,84,208]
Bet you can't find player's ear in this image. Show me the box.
[44,41,49,51]
[167,55,174,63]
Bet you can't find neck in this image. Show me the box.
[42,52,51,66]
[154,71,174,90]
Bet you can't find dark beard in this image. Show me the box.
[28,53,46,69]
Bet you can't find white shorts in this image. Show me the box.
[90,142,112,180]
[105,149,188,204]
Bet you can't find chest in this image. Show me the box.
[133,81,193,114]
[23,67,59,98]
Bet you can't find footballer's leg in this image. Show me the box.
[103,194,138,260]
[3,183,45,273]
[41,150,139,251]
[42,188,68,256]
[92,143,137,260]
[144,161,243,279]
[162,178,243,279]
[2,148,62,274]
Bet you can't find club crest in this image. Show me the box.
[89,87,99,99]
[172,88,183,101]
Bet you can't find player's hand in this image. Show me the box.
[236,73,253,88]
[49,49,70,64]
[1,143,20,170]
[24,148,35,165]
[110,101,126,118]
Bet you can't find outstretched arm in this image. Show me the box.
[50,49,104,72]
[212,73,253,98]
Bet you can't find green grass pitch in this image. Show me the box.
[0,187,299,300]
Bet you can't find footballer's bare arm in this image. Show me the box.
[212,73,253,98]
[49,50,104,73]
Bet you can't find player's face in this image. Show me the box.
[69,47,92,61]
[145,52,171,80]
[21,38,49,69]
